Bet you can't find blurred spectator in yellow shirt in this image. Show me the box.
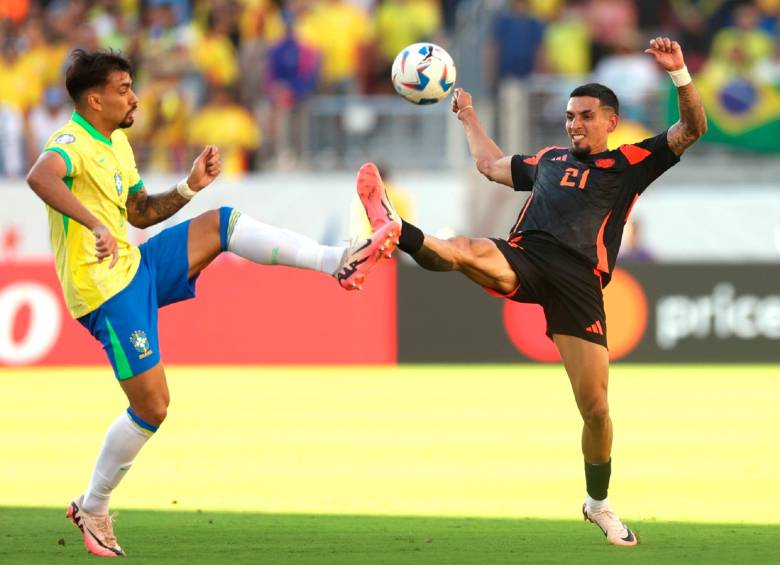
[194,11,240,87]
[540,1,590,77]
[669,0,732,73]
[132,78,190,173]
[138,0,195,82]
[297,0,371,93]
[374,0,441,65]
[0,38,43,113]
[188,86,261,174]
[710,2,775,75]
[239,0,286,44]
[19,18,68,90]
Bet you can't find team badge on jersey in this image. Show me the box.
[55,134,76,144]
[130,330,153,359]
[114,171,123,196]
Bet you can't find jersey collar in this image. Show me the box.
[71,112,113,147]
[568,147,612,164]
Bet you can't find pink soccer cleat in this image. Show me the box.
[356,162,400,231]
[336,220,400,290]
[582,501,639,546]
[67,495,126,557]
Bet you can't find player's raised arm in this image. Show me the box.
[645,37,707,156]
[451,88,513,187]
[27,151,119,267]
[126,145,222,228]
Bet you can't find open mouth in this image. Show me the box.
[571,134,585,143]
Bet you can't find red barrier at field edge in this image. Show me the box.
[0,258,397,366]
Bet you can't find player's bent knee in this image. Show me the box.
[131,400,169,427]
[582,402,610,429]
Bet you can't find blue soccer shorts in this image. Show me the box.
[78,220,198,380]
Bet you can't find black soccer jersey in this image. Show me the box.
[509,130,679,285]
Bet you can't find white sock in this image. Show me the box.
[586,495,610,513]
[81,411,153,515]
[227,212,345,275]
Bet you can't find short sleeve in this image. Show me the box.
[43,134,84,178]
[511,154,536,191]
[621,130,680,193]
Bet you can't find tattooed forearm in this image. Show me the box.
[412,246,456,271]
[667,82,707,156]
[126,187,190,228]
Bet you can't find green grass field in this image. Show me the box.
[2,365,779,563]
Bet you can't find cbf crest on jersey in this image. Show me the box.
[55,133,75,144]
[130,330,152,359]
[114,171,123,196]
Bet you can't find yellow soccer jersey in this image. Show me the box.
[43,112,143,318]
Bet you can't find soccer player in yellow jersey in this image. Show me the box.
[26,49,400,557]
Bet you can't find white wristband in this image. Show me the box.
[176,178,197,200]
[668,65,692,88]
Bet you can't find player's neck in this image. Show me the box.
[74,108,116,141]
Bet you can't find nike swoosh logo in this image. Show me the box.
[337,257,368,281]
[621,528,635,542]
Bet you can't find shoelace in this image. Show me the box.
[92,513,119,547]
[590,508,627,534]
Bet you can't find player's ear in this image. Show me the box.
[607,112,618,133]
[86,91,102,112]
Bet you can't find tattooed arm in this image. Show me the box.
[666,81,707,157]
[126,187,190,229]
[412,246,455,271]
[644,37,707,156]
[127,145,222,228]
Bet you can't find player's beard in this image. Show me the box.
[570,142,591,159]
[119,108,136,129]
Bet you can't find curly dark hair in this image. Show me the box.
[65,49,133,103]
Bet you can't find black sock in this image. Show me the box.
[398,220,424,255]
[584,459,611,500]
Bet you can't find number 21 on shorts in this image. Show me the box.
[560,167,590,190]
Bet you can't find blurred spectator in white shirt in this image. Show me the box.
[27,86,72,167]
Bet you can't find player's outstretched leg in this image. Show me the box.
[356,162,399,229]
[554,334,638,546]
[67,495,125,557]
[189,207,398,291]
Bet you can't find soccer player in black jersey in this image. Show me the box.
[357,38,707,545]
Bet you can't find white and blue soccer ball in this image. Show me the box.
[391,43,457,105]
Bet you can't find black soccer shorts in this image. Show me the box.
[491,232,608,348]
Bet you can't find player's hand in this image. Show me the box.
[451,88,474,119]
[644,37,685,71]
[92,224,118,269]
[187,145,222,191]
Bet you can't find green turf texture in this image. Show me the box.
[2,507,779,564]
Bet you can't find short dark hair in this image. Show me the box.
[65,49,133,103]
[569,83,620,115]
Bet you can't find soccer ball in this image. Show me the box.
[391,43,457,105]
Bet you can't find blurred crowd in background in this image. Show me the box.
[0,0,778,177]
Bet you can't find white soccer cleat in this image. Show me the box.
[335,221,400,290]
[67,495,126,557]
[582,502,638,546]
